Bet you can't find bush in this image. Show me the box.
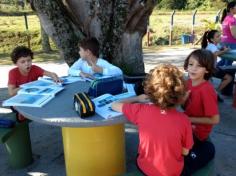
[158,0,187,10]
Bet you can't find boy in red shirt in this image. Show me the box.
[8,46,61,121]
[112,65,193,176]
[182,49,220,175]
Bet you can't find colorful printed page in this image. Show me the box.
[2,94,54,107]
[38,76,85,85]
[18,86,64,97]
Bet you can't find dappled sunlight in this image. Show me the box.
[27,172,48,176]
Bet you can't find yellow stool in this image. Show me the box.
[62,123,126,176]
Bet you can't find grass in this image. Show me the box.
[0,15,40,32]
[0,50,63,65]
[0,6,219,64]
[146,10,218,45]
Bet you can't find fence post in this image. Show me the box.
[147,19,150,46]
[215,9,222,23]
[169,10,175,46]
[24,13,31,49]
[191,10,197,44]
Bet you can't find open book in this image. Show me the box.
[18,86,64,96]
[3,80,64,107]
[92,84,136,119]
[2,94,54,108]
[20,79,61,88]
[38,76,85,85]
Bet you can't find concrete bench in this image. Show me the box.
[0,112,33,169]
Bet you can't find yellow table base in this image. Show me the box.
[62,124,126,176]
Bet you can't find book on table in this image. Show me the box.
[2,94,54,108]
[2,80,64,108]
[17,86,64,96]
[38,76,85,85]
[92,84,136,119]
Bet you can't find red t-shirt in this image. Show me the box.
[184,79,218,141]
[8,65,44,87]
[123,103,193,176]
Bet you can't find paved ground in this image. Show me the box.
[0,48,236,176]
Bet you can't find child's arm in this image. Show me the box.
[182,148,190,156]
[68,59,82,76]
[90,59,122,76]
[8,84,20,97]
[43,71,61,83]
[111,94,149,112]
[189,114,220,125]
[215,46,230,56]
[180,90,191,105]
[90,63,103,74]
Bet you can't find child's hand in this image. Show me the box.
[222,46,230,52]
[87,59,103,73]
[91,64,103,73]
[51,73,62,83]
[181,90,191,104]
[137,94,150,103]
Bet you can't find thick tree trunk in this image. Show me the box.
[31,0,156,74]
[40,25,52,53]
[31,0,82,66]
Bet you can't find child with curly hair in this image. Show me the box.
[112,65,193,176]
[8,46,61,97]
[8,46,61,121]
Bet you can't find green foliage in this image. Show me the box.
[0,0,32,14]
[187,0,204,9]
[201,19,221,30]
[158,0,187,10]
[156,0,226,10]
[0,14,57,54]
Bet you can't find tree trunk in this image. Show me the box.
[31,0,156,74]
[40,25,52,53]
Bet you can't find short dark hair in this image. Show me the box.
[184,49,215,80]
[10,46,34,64]
[79,37,100,58]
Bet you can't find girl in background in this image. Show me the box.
[201,30,233,98]
[220,1,236,66]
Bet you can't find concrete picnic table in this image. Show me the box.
[15,81,126,176]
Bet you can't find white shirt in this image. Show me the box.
[206,43,221,66]
[68,58,123,76]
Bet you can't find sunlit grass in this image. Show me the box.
[0,50,62,65]
[0,15,40,32]
[0,8,219,64]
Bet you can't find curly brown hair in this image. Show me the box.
[144,64,186,109]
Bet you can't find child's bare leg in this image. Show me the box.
[217,74,233,91]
